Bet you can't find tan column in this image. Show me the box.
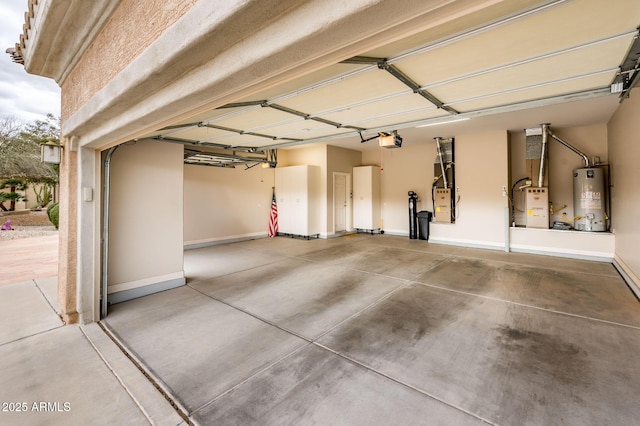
[57,137,78,324]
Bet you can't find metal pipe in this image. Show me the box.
[101,145,120,318]
[538,124,549,188]
[548,131,590,167]
[435,137,448,188]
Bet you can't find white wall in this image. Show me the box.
[362,143,433,233]
[429,130,510,248]
[107,140,184,300]
[364,130,510,248]
[608,87,640,288]
[183,163,275,246]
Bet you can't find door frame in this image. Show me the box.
[333,172,352,234]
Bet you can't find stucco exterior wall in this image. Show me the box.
[61,0,197,120]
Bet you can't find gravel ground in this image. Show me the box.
[0,211,58,241]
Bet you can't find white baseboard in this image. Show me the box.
[613,255,640,300]
[107,271,186,304]
[184,232,267,249]
[107,271,185,294]
[429,236,504,251]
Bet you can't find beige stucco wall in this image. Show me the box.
[183,163,275,246]
[608,88,640,285]
[61,0,197,120]
[107,140,184,294]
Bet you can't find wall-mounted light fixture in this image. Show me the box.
[40,139,62,164]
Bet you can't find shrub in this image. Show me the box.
[47,202,59,229]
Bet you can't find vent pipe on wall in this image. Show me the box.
[538,123,549,188]
[547,130,590,168]
[434,137,448,189]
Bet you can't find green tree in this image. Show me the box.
[0,178,27,211]
[0,114,59,210]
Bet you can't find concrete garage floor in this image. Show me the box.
[103,234,640,425]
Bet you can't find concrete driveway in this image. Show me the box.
[0,235,58,286]
[0,235,184,425]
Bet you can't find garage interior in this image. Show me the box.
[94,0,640,423]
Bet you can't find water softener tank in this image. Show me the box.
[573,167,606,232]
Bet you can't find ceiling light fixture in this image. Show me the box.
[416,117,470,128]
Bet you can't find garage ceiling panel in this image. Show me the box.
[352,108,450,129]
[395,0,640,86]
[258,117,335,137]
[318,93,432,124]
[200,133,275,147]
[449,72,614,112]
[277,127,355,141]
[232,63,365,105]
[428,36,631,103]
[171,107,247,127]
[164,126,227,141]
[361,0,544,58]
[213,107,297,130]
[278,70,407,114]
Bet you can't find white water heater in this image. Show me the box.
[573,167,607,232]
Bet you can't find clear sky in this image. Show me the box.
[0,1,61,124]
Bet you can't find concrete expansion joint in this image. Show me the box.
[413,279,640,332]
[449,252,616,278]
[311,281,411,342]
[0,325,64,348]
[188,284,312,343]
[32,279,58,316]
[313,342,498,425]
[94,322,192,424]
[191,343,309,417]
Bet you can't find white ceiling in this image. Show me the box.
[147,0,640,156]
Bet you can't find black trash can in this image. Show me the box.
[417,211,432,240]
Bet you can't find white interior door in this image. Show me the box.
[334,173,348,232]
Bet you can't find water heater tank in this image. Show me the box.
[573,167,607,232]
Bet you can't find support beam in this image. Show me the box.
[342,56,458,114]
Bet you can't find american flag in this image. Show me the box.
[268,188,278,238]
